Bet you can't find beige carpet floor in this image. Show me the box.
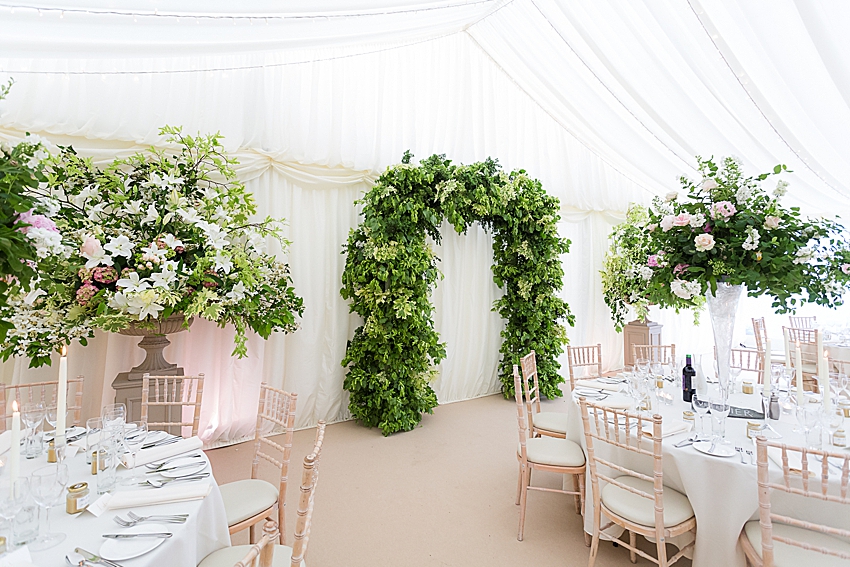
[207,392,692,567]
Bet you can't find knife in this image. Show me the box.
[75,547,125,567]
[145,461,205,474]
[102,532,173,539]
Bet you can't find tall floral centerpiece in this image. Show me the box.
[0,127,304,370]
[604,156,850,396]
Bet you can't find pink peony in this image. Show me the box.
[17,211,57,234]
[75,282,98,306]
[672,213,692,227]
[80,235,102,258]
[92,266,119,284]
[695,233,716,252]
[647,255,660,267]
[673,263,690,275]
[710,201,736,220]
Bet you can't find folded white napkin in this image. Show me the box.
[125,436,204,468]
[575,379,621,392]
[586,394,634,410]
[642,419,691,439]
[0,431,11,455]
[106,483,211,510]
[0,546,35,566]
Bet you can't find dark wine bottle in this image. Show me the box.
[682,354,696,403]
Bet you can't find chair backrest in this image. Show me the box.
[252,384,297,544]
[233,520,279,567]
[578,398,665,539]
[789,316,816,329]
[566,344,602,390]
[0,376,85,432]
[729,348,764,377]
[141,374,204,437]
[513,366,531,464]
[752,317,768,352]
[290,420,326,567]
[632,344,676,365]
[754,436,850,566]
[519,351,541,426]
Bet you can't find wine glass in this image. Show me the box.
[21,403,45,459]
[122,421,148,483]
[796,404,821,449]
[709,395,731,444]
[44,405,57,435]
[692,393,710,441]
[0,479,28,550]
[101,403,126,428]
[28,464,69,550]
[822,406,845,446]
[635,358,649,378]
[729,367,743,395]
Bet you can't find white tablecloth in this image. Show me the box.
[6,444,230,566]
[562,388,850,567]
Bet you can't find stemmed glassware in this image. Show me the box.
[101,403,126,431]
[0,479,29,550]
[21,403,45,459]
[691,393,710,441]
[822,406,845,447]
[796,404,822,449]
[122,421,148,483]
[709,395,731,445]
[28,464,69,550]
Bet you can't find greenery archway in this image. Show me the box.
[341,153,574,435]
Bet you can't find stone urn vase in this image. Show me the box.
[112,313,194,420]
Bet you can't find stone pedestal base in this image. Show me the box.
[623,319,663,368]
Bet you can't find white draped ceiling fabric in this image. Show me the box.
[1,0,849,444]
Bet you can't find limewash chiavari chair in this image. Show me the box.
[739,436,850,566]
[221,385,297,544]
[752,318,785,367]
[0,376,84,431]
[199,421,327,567]
[520,351,569,439]
[513,366,587,543]
[579,398,696,567]
[632,345,676,365]
[788,315,816,329]
[730,348,765,382]
[141,373,205,437]
[566,344,603,391]
[782,327,822,393]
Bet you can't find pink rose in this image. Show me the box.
[694,233,715,252]
[17,211,58,234]
[647,255,660,267]
[673,263,690,275]
[842,264,850,275]
[764,216,781,230]
[710,201,736,220]
[80,235,103,258]
[660,215,675,232]
[672,213,692,227]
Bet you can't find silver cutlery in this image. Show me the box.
[746,449,755,465]
[674,434,698,448]
[129,511,189,522]
[708,437,718,455]
[102,532,173,539]
[735,446,746,464]
[74,548,124,567]
[142,437,180,450]
[145,452,202,469]
[816,455,842,472]
[145,461,205,474]
[113,512,189,527]
[140,472,210,488]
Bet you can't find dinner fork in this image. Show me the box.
[145,453,203,470]
[735,446,746,464]
[139,473,209,488]
[113,513,188,527]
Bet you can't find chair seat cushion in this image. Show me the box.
[220,479,279,526]
[199,544,299,567]
[519,437,585,468]
[601,475,693,528]
[532,411,569,435]
[743,520,850,567]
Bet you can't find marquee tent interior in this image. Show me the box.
[2,0,850,446]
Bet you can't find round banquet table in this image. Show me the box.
[7,443,230,566]
[560,384,850,567]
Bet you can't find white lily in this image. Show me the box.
[126,290,164,320]
[149,269,177,289]
[23,288,46,305]
[116,271,151,293]
[142,204,159,224]
[161,234,184,249]
[105,235,134,257]
[124,200,143,216]
[214,251,233,274]
[226,281,247,301]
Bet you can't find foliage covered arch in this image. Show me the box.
[341,153,574,435]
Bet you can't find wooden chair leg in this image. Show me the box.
[577,472,587,515]
[657,536,669,567]
[249,522,258,544]
[572,474,581,514]
[515,463,523,505]
[588,501,601,567]
[629,531,636,563]
[518,466,530,541]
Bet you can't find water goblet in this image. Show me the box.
[691,393,710,440]
[822,406,845,446]
[122,421,148,483]
[709,395,731,444]
[21,403,45,459]
[729,367,743,394]
[101,403,126,428]
[28,464,69,550]
[0,479,28,550]
[796,404,821,449]
[44,405,57,435]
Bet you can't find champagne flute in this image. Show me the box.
[28,464,69,550]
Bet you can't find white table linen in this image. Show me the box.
[5,444,230,566]
[562,387,850,567]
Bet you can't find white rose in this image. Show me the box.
[694,233,715,252]
[689,213,706,228]
[670,280,693,300]
[764,216,781,230]
[660,215,675,232]
[701,179,718,191]
[664,192,678,202]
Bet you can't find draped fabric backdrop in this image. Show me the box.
[2,0,849,444]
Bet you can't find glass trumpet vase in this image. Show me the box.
[705,282,744,400]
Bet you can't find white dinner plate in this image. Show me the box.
[100,523,170,560]
[159,456,207,478]
[144,430,169,444]
[692,441,736,458]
